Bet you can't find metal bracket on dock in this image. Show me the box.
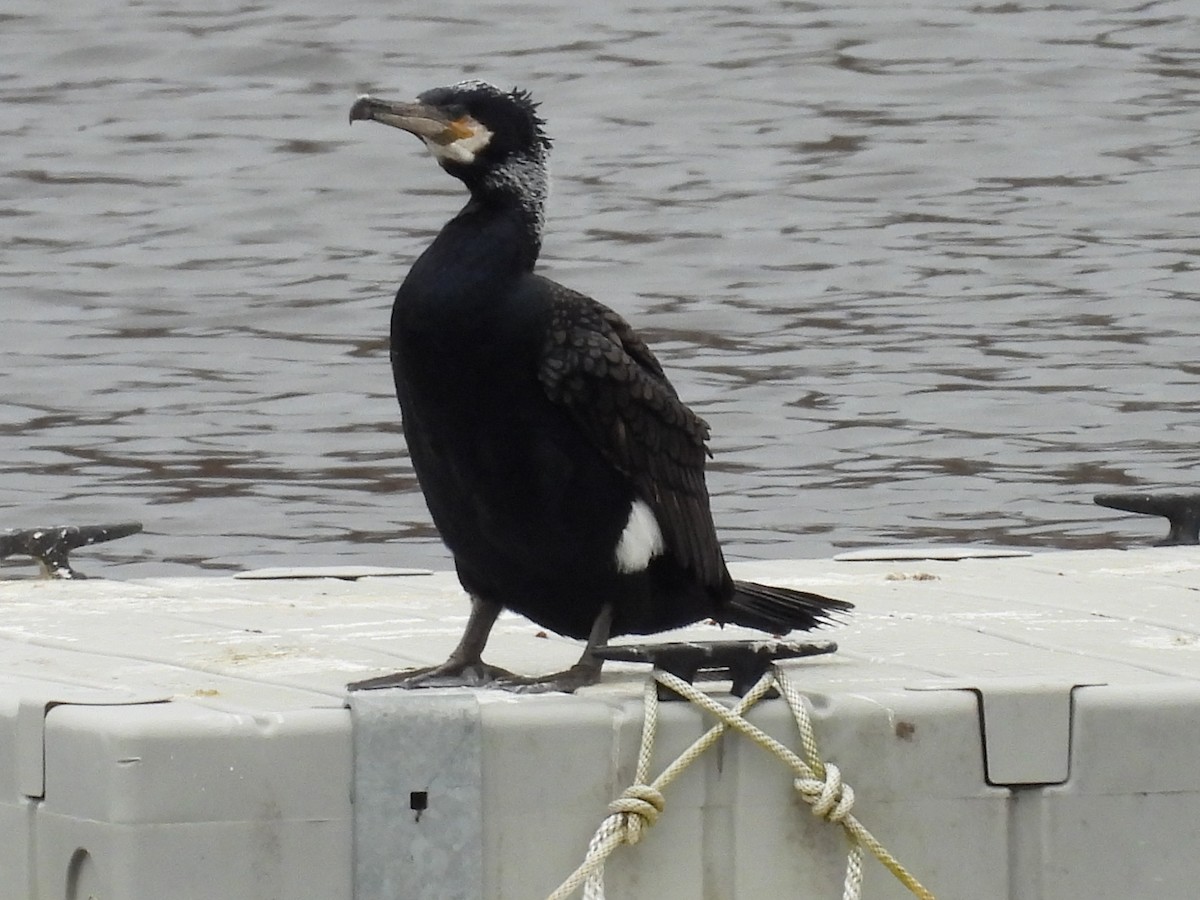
[0,522,143,579]
[595,638,838,698]
[1094,492,1200,546]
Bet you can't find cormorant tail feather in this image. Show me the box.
[726,581,853,634]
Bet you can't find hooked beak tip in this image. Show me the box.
[349,94,375,125]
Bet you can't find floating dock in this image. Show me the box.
[2,547,1199,899]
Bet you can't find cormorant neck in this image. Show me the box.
[402,195,539,312]
[451,148,548,269]
[458,194,542,272]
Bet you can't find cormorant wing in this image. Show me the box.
[536,279,726,585]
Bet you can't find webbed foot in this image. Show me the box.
[348,660,518,691]
[494,660,603,695]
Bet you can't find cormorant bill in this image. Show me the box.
[347,81,852,692]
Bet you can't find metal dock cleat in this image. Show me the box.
[0,522,143,579]
[595,638,839,698]
[1094,492,1200,546]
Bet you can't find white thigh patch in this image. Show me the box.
[614,500,664,573]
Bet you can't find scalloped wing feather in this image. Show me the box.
[537,283,726,586]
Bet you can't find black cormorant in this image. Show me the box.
[348,81,851,691]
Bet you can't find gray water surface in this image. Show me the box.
[2,0,1197,577]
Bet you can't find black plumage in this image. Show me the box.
[348,81,851,691]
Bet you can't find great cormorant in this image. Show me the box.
[348,81,850,691]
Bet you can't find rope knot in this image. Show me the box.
[549,669,934,900]
[794,763,855,823]
[606,783,665,843]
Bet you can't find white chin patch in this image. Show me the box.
[423,119,494,165]
[614,500,665,574]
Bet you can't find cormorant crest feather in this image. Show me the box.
[509,86,553,152]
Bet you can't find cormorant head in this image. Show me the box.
[350,81,551,205]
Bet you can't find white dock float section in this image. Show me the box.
[2,547,1200,899]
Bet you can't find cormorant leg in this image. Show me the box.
[348,596,518,690]
[500,602,614,694]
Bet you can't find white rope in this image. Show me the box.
[549,674,776,900]
[547,666,935,900]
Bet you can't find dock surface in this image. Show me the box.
[3,547,1199,899]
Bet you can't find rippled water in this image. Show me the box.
[2,0,1197,578]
